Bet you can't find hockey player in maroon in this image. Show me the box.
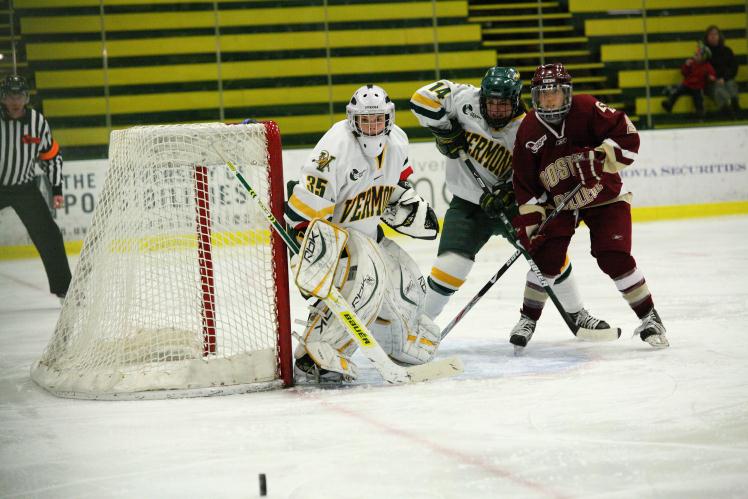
[509,63,669,348]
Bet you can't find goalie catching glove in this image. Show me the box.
[429,119,468,159]
[382,180,439,240]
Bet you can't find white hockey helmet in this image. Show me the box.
[346,84,395,157]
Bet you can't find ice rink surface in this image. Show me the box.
[1,215,747,498]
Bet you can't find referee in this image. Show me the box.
[1,74,71,301]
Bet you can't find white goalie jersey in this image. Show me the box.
[410,79,525,205]
[284,120,412,240]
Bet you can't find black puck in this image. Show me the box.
[259,473,267,496]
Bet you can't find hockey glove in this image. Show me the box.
[571,149,606,189]
[429,119,468,159]
[382,182,439,240]
[479,179,516,220]
[512,211,546,253]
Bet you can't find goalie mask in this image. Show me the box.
[480,66,523,129]
[531,62,572,125]
[346,84,395,158]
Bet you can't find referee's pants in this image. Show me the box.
[0,181,71,296]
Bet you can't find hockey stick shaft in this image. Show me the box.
[439,182,578,339]
[216,145,463,383]
[457,150,587,335]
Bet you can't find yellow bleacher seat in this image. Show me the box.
[27,25,481,61]
[21,1,467,34]
[635,93,748,115]
[602,40,747,63]
[570,0,744,13]
[585,13,745,37]
[35,50,496,90]
[619,65,748,88]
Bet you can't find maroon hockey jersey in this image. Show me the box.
[512,94,640,210]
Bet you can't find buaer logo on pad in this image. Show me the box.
[341,312,373,346]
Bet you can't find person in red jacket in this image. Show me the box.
[662,41,716,118]
[509,63,669,349]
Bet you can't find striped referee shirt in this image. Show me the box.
[1,107,63,195]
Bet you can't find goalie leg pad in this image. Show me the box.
[295,230,389,378]
[369,238,441,365]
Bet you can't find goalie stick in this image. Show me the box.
[214,144,464,384]
[456,149,621,342]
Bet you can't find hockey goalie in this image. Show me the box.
[285,84,441,383]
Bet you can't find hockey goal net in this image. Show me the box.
[31,122,292,399]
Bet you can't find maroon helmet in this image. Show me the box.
[530,63,572,124]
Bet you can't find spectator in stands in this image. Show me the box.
[662,41,716,119]
[703,25,740,118]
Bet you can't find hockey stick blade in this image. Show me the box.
[401,356,464,383]
[575,326,622,342]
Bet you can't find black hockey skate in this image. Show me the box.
[510,313,537,353]
[570,308,610,330]
[634,308,669,349]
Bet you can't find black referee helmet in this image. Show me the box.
[1,74,30,98]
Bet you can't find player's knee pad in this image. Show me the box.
[595,251,636,279]
[296,229,388,378]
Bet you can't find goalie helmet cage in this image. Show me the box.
[31,122,293,400]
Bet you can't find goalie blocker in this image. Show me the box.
[294,219,443,382]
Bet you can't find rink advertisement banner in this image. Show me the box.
[1,125,747,249]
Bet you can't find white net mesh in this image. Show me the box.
[31,123,290,399]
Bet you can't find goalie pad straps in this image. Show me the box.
[381,181,439,240]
